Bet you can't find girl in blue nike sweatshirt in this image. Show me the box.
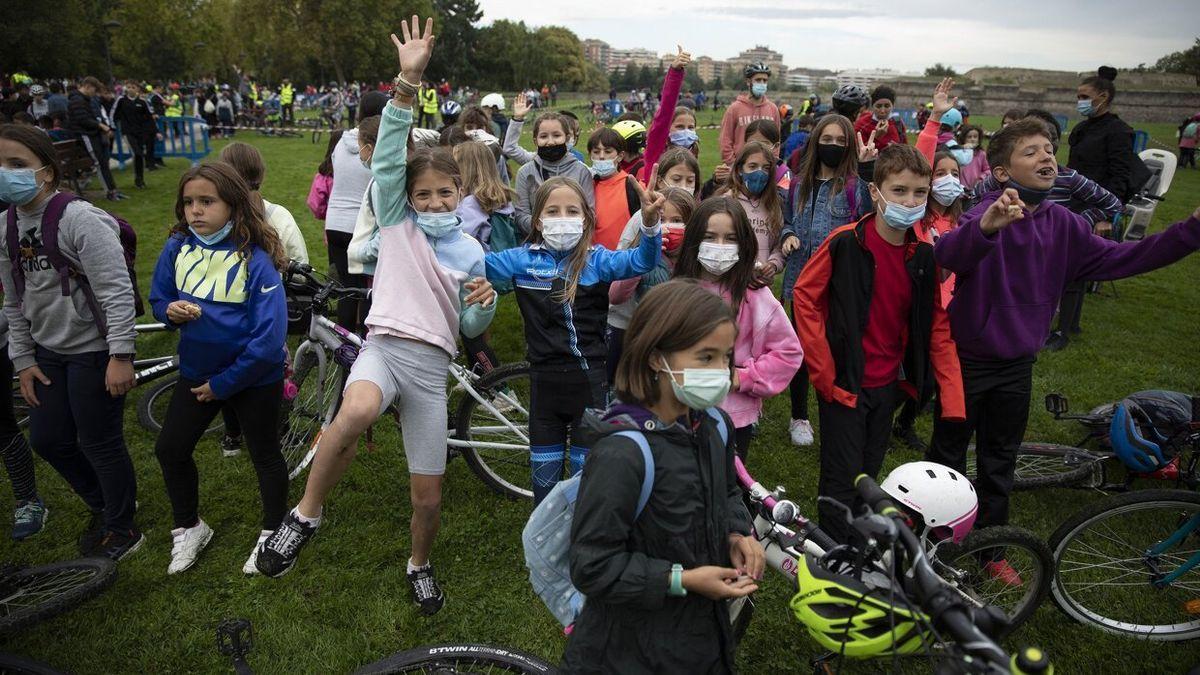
[148,161,289,577]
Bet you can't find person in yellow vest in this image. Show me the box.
[418,81,438,129]
[165,90,184,144]
[279,78,294,124]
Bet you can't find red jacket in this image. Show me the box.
[855,112,907,151]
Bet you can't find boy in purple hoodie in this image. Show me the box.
[933,118,1200,581]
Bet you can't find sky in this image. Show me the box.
[476,0,1198,73]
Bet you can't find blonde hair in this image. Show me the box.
[452,141,515,214]
[528,177,595,305]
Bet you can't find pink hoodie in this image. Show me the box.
[719,93,780,164]
[700,280,804,428]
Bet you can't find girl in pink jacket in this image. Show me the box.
[672,195,803,458]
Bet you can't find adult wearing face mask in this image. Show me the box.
[1069,66,1141,205]
[854,85,907,153]
[718,62,779,165]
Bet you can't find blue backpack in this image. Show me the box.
[522,408,729,627]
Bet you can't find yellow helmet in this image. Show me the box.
[612,119,647,148]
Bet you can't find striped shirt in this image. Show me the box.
[978,165,1122,227]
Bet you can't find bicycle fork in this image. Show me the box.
[1147,511,1200,588]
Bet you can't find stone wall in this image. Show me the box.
[962,67,1196,90]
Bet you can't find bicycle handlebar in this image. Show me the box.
[285,260,371,302]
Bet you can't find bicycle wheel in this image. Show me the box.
[353,643,556,674]
[455,362,533,500]
[0,558,117,636]
[933,525,1053,634]
[279,343,344,480]
[1050,489,1200,641]
[136,377,225,437]
[965,442,1103,490]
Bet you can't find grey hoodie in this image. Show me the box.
[0,195,137,372]
[326,128,372,235]
[513,152,595,236]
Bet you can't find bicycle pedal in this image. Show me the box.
[216,618,253,657]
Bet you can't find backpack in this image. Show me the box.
[486,210,520,253]
[522,408,729,627]
[5,193,144,337]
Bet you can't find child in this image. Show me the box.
[954,124,990,193]
[612,119,648,178]
[783,113,815,169]
[793,143,963,545]
[638,46,693,179]
[485,176,663,504]
[306,128,343,221]
[1180,113,1200,169]
[0,323,46,540]
[831,84,870,121]
[562,279,763,674]
[931,118,1200,577]
[0,123,141,559]
[655,147,701,198]
[855,85,907,152]
[256,20,498,618]
[148,162,290,575]
[587,127,641,249]
[219,142,308,264]
[778,113,873,447]
[513,112,595,236]
[1000,108,1024,129]
[672,196,803,459]
[703,119,788,200]
[718,61,778,165]
[720,141,786,288]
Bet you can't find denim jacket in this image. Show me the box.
[779,175,869,303]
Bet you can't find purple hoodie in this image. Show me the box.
[935,195,1200,361]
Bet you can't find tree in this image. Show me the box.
[427,0,481,83]
[473,19,527,90]
[635,64,655,90]
[925,63,958,78]
[683,66,705,93]
[1155,38,1200,84]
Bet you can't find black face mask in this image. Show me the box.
[1006,176,1052,206]
[816,143,847,168]
[537,143,568,162]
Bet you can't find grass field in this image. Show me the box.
[1,105,1198,674]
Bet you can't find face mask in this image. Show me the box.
[660,357,731,410]
[816,143,846,169]
[591,158,617,178]
[0,166,45,206]
[190,221,234,246]
[697,242,739,276]
[415,210,461,238]
[950,147,974,166]
[663,224,686,252]
[537,143,568,162]
[540,216,584,251]
[741,169,770,196]
[875,192,926,231]
[1006,176,1051,206]
[931,175,965,206]
[750,82,768,98]
[669,129,699,148]
[1076,100,1094,117]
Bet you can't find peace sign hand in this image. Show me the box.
[857,129,879,162]
[632,164,667,227]
[390,15,436,82]
[980,188,1027,235]
[932,77,957,118]
[671,45,692,70]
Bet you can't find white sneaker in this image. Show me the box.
[167,519,214,575]
[789,419,814,446]
[242,529,271,575]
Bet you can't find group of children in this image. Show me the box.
[3,21,1200,673]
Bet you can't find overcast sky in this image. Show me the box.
[476,0,1198,73]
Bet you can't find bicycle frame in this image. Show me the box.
[1147,510,1200,587]
[734,456,831,582]
[444,362,529,451]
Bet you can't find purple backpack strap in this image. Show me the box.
[846,174,858,217]
[38,194,110,336]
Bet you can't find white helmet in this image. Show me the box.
[480,93,504,110]
[881,461,977,544]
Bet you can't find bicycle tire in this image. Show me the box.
[932,525,1053,634]
[965,442,1102,490]
[136,376,225,437]
[0,653,69,675]
[279,343,344,480]
[1049,489,1200,641]
[455,362,533,500]
[0,558,117,637]
[353,643,557,675]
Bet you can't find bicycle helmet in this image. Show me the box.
[440,99,462,118]
[480,93,505,111]
[1109,391,1194,472]
[779,103,792,118]
[832,84,870,109]
[881,461,977,544]
[790,552,928,658]
[612,119,647,148]
[29,84,45,97]
[743,61,772,78]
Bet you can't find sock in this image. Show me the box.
[568,445,589,477]
[407,557,430,574]
[531,443,566,505]
[292,506,322,527]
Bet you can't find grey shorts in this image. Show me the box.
[345,334,451,475]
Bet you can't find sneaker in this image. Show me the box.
[221,435,243,458]
[983,559,1024,587]
[12,499,48,540]
[789,419,814,446]
[77,510,105,555]
[894,425,928,453]
[167,520,214,574]
[1044,331,1069,352]
[135,179,146,189]
[255,511,319,578]
[242,529,271,575]
[89,528,146,562]
[407,564,446,615]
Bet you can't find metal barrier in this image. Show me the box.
[113,116,211,168]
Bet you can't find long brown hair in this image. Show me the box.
[795,114,858,211]
[672,196,758,314]
[173,163,287,270]
[0,123,61,189]
[656,147,701,199]
[452,141,514,213]
[527,176,595,305]
[724,141,783,238]
[930,151,965,221]
[318,129,343,176]
[219,142,266,213]
[628,187,696,250]
[615,278,736,407]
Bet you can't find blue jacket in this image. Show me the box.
[779,174,870,303]
[149,233,287,399]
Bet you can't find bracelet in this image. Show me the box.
[392,73,420,97]
[668,564,687,597]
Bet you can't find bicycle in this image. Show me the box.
[354,643,557,674]
[0,557,116,637]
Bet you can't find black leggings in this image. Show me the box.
[154,378,288,530]
[789,363,811,420]
[529,368,606,504]
[325,230,370,332]
[0,353,37,502]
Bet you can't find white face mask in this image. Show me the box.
[659,357,731,410]
[697,242,739,276]
[540,216,585,251]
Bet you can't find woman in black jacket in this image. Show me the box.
[1068,66,1138,203]
[563,279,764,675]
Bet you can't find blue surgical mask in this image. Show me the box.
[1005,176,1051,206]
[950,147,974,166]
[669,129,699,148]
[877,195,926,230]
[931,175,965,206]
[1076,100,1094,117]
[741,168,770,196]
[591,158,617,178]
[0,166,45,206]
[414,210,461,238]
[751,82,768,98]
[190,221,234,245]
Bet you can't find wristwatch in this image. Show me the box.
[110,353,135,362]
[668,564,687,597]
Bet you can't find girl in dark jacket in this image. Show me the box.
[563,279,764,675]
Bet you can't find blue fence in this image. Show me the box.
[113,116,211,168]
[1133,130,1149,154]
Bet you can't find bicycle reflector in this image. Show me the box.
[1185,599,1200,615]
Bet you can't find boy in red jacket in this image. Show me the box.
[718,61,779,165]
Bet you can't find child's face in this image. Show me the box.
[671,114,696,132]
[701,212,738,246]
[181,178,231,234]
[964,130,981,147]
[996,134,1056,190]
[535,121,566,148]
[409,170,462,213]
[661,201,684,226]
[872,169,931,210]
[872,98,893,120]
[538,186,585,226]
[816,123,848,146]
[590,144,619,162]
[656,321,735,389]
[660,164,697,193]
[740,151,771,175]
[934,157,960,180]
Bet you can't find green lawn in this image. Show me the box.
[1,110,1198,674]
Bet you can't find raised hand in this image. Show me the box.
[932,77,957,119]
[671,45,692,71]
[980,188,1027,235]
[390,15,436,82]
[512,92,531,121]
[857,128,879,162]
[632,164,667,227]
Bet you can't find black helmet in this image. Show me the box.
[744,61,771,78]
[833,84,870,108]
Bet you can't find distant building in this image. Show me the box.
[582,39,611,72]
[694,56,725,84]
[728,45,787,78]
[836,68,920,88]
[608,47,662,74]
